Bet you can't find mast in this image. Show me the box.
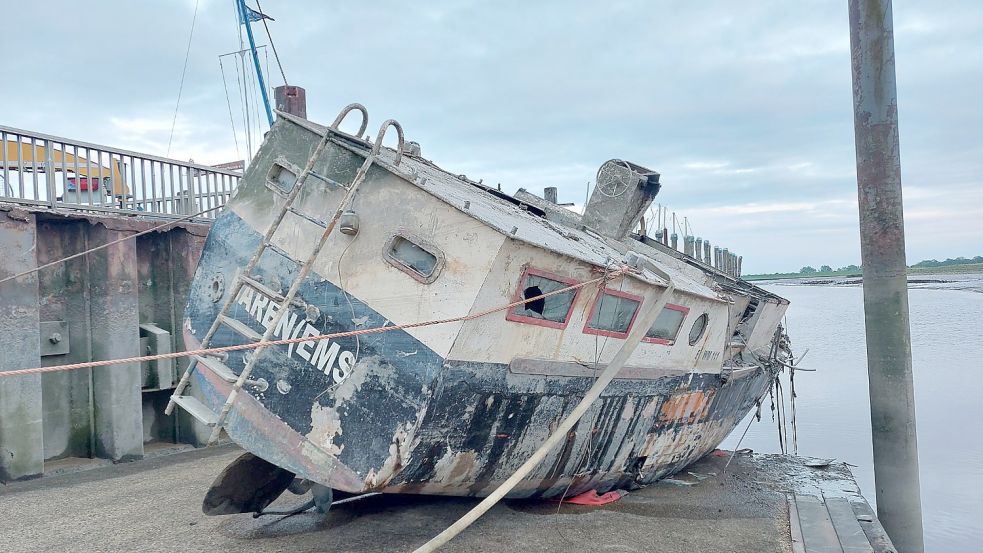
[236,0,274,127]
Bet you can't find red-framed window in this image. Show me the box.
[505,267,582,329]
[583,288,643,339]
[642,303,690,345]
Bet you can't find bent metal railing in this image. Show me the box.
[0,124,241,220]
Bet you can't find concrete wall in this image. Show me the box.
[0,205,208,481]
[0,209,44,481]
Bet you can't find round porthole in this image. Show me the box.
[688,313,709,345]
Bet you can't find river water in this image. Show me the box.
[721,274,983,553]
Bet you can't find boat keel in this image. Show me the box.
[202,452,296,515]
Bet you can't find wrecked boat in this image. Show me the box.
[170,103,790,514]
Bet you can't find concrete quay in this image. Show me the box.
[0,445,892,552]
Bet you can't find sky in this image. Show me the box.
[2,0,981,273]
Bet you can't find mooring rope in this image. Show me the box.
[0,266,632,378]
[0,204,225,286]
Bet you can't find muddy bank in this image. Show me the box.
[758,273,983,293]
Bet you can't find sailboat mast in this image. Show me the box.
[236,0,274,127]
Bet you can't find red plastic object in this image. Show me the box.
[67,177,100,191]
[562,489,625,505]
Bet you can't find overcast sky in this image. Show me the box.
[3,1,980,272]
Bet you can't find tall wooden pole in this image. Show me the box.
[848,1,924,551]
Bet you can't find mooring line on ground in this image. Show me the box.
[0,266,631,378]
[0,204,226,286]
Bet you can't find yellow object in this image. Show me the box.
[2,140,130,196]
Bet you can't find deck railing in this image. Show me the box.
[0,124,241,221]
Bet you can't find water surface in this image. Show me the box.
[721,274,983,552]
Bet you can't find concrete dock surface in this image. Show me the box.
[0,444,890,552]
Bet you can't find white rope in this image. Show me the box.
[412,281,674,553]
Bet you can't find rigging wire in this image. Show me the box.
[242,43,257,138]
[264,46,272,101]
[773,378,784,453]
[724,413,755,470]
[254,59,264,136]
[218,58,242,162]
[236,52,252,156]
[232,8,253,157]
[337,194,362,373]
[166,0,202,158]
[790,357,799,455]
[255,0,288,86]
[783,317,800,455]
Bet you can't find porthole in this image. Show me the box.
[267,160,299,193]
[688,313,709,345]
[384,233,444,284]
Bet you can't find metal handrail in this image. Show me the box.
[0,125,243,176]
[1,124,242,220]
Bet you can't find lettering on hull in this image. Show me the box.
[235,286,356,385]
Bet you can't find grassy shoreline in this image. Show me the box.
[744,263,983,282]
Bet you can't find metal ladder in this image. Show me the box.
[166,105,404,444]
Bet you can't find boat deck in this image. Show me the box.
[0,445,893,552]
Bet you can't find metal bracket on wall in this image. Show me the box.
[39,321,70,357]
[139,323,174,391]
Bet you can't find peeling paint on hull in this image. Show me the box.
[185,210,774,499]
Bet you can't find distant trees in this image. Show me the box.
[911,256,983,268]
[744,256,980,280]
[800,257,978,275]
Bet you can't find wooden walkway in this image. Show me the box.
[790,494,895,553]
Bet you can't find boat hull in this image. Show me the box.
[184,210,773,499]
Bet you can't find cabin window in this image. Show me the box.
[644,304,690,344]
[688,313,709,345]
[267,162,298,193]
[584,289,642,339]
[384,234,442,283]
[506,268,580,329]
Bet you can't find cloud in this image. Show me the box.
[2,0,981,273]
